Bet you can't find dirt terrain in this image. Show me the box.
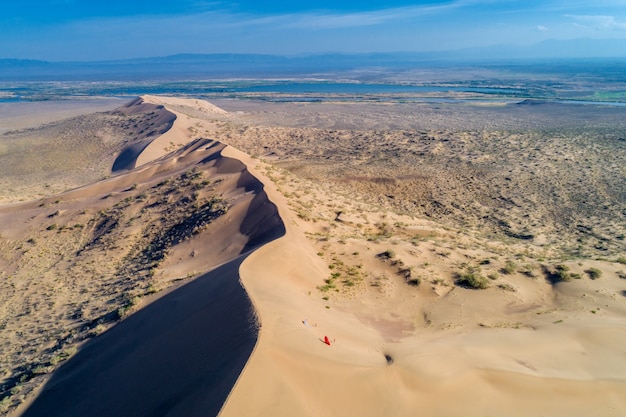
[204,99,626,259]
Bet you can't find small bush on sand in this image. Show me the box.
[553,264,572,282]
[456,267,489,289]
[585,268,602,280]
[501,260,516,275]
[378,249,396,259]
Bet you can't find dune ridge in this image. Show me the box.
[110,98,177,172]
[219,147,626,417]
[212,104,626,416]
[1,97,285,416]
[1,96,625,416]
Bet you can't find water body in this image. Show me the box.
[0,81,524,102]
[2,81,625,107]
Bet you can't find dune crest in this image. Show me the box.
[222,152,625,417]
[142,94,229,116]
[0,98,284,416]
[110,97,177,172]
[213,106,626,416]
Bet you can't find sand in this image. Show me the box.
[0,99,124,134]
[220,141,626,417]
[1,97,284,416]
[1,96,625,416]
[20,256,259,417]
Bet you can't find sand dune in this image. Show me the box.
[20,255,258,417]
[110,98,177,172]
[220,144,626,417]
[1,97,284,416]
[1,96,625,416]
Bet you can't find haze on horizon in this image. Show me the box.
[2,0,626,62]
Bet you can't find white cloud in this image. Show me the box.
[255,3,467,30]
[207,0,514,31]
[536,25,549,32]
[566,15,626,30]
[540,0,626,12]
[33,0,519,37]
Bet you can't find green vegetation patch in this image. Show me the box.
[456,266,489,289]
[585,267,602,280]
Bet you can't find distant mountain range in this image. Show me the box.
[1,38,625,81]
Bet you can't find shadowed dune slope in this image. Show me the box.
[1,97,285,417]
[20,255,256,417]
[110,98,177,172]
[11,137,285,417]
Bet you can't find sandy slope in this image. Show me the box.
[1,97,283,416]
[120,96,626,417]
[217,115,626,416]
[2,96,625,416]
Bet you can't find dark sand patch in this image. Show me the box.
[111,98,177,172]
[20,255,257,417]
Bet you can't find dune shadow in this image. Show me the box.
[240,191,286,254]
[21,255,257,417]
[20,130,287,417]
[110,98,177,172]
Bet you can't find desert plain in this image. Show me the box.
[0,93,625,416]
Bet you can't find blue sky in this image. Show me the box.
[1,0,626,60]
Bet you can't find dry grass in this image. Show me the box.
[0,166,233,412]
[205,101,626,260]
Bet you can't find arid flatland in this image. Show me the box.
[207,99,626,258]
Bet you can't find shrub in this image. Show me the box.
[0,397,11,413]
[550,264,573,282]
[31,365,51,375]
[456,268,489,289]
[585,268,602,280]
[318,277,337,292]
[497,283,516,292]
[520,265,536,278]
[407,277,421,286]
[378,249,396,259]
[501,260,516,275]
